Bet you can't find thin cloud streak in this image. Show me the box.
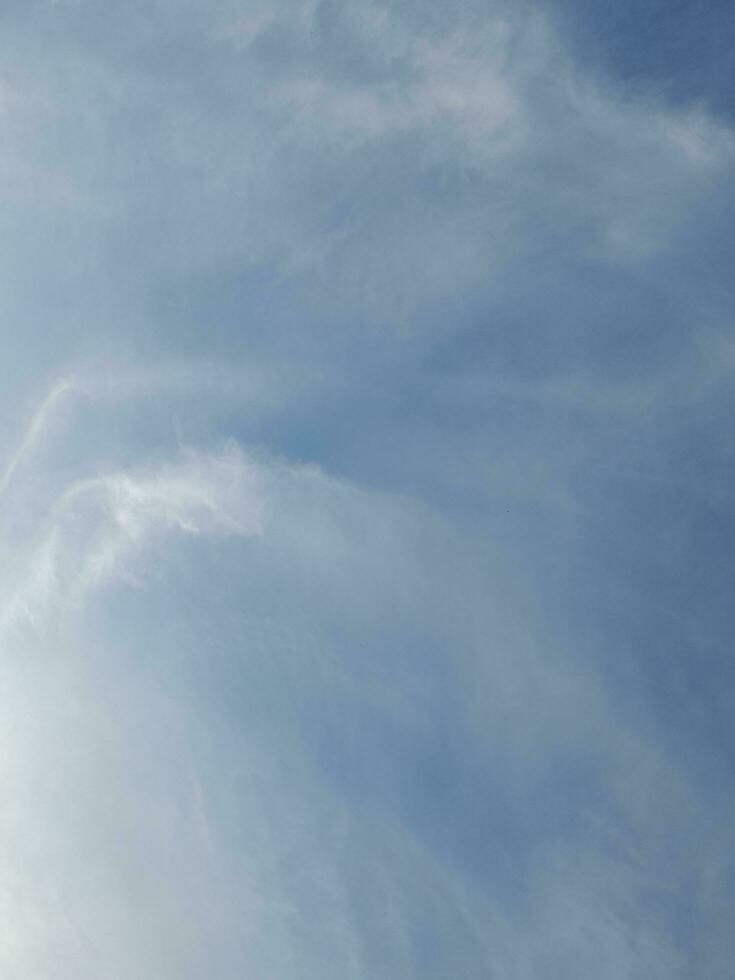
[0,376,76,497]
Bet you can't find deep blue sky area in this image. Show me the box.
[551,0,735,117]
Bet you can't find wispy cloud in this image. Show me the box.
[0,376,76,497]
[0,381,264,637]
[0,1,733,977]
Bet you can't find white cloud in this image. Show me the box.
[0,376,267,637]
[0,446,264,638]
[0,364,720,978]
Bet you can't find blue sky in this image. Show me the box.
[1,1,734,977]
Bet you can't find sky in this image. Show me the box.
[0,1,734,977]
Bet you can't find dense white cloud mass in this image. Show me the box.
[1,2,734,978]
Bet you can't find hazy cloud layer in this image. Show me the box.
[1,2,734,978]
